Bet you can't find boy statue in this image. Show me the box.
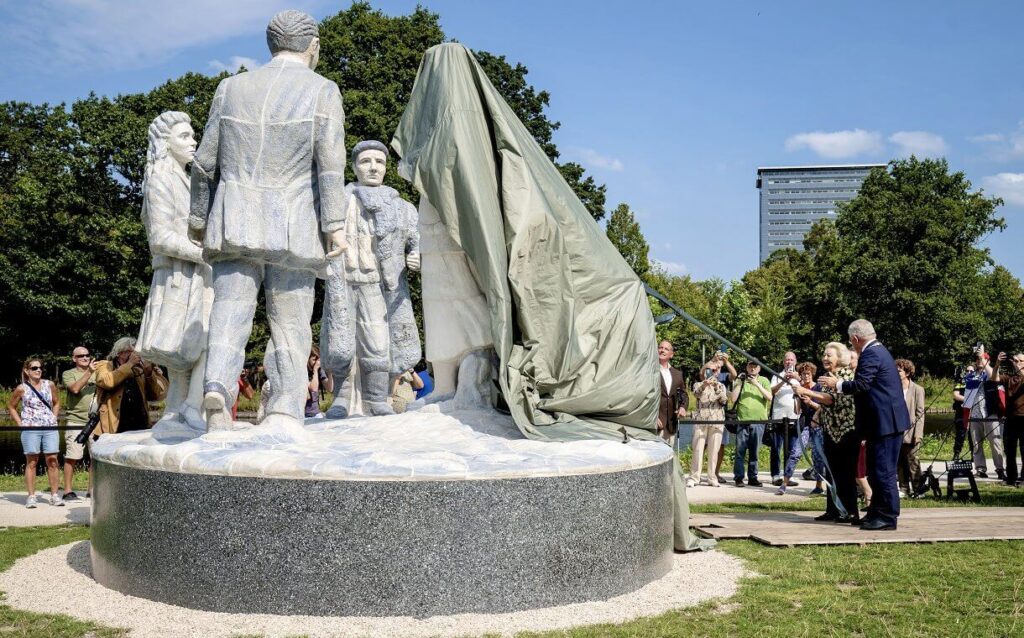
[321,140,421,417]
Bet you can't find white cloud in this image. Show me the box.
[982,173,1024,206]
[888,131,948,157]
[968,123,1024,161]
[653,259,687,275]
[968,133,1004,143]
[568,147,625,172]
[1,0,327,71]
[784,129,884,159]
[209,56,262,73]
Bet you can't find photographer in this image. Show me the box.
[61,346,97,501]
[769,351,801,487]
[688,357,729,487]
[94,337,168,436]
[993,352,1024,486]
[964,348,1004,478]
[729,360,772,487]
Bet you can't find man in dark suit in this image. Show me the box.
[657,340,687,444]
[819,319,910,530]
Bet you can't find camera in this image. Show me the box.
[737,372,747,380]
[73,395,101,445]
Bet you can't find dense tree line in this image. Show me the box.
[607,158,1023,377]
[3,3,1018,384]
[0,2,608,381]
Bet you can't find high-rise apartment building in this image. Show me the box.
[757,164,884,262]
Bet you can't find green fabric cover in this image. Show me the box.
[392,43,711,551]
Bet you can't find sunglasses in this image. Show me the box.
[27,366,42,371]
[74,354,91,359]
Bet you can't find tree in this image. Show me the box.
[0,2,612,376]
[827,158,1006,373]
[605,203,650,280]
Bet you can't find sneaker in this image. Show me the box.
[734,478,745,487]
[748,478,764,487]
[85,491,91,499]
[50,493,65,507]
[685,478,696,488]
[709,481,721,487]
[976,469,988,478]
[63,491,80,503]
[809,486,825,495]
[802,468,815,481]
[716,474,726,484]
[772,477,783,487]
[996,469,1007,481]
[775,486,786,496]
[786,479,800,487]
[25,495,37,509]
[898,490,907,498]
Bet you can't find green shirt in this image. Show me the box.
[732,375,771,421]
[62,368,96,423]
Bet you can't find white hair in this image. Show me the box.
[107,337,136,361]
[825,342,852,367]
[848,319,876,340]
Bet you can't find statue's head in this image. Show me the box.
[146,111,194,174]
[352,140,389,187]
[266,10,320,69]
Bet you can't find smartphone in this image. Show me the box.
[704,368,714,380]
[718,344,728,354]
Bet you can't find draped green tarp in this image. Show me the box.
[391,43,711,551]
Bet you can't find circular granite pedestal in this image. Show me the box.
[89,408,674,617]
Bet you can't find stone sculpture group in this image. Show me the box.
[138,10,429,432]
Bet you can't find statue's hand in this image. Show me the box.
[188,225,204,245]
[406,252,421,271]
[326,229,348,258]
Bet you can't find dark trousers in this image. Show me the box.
[897,440,922,492]
[769,424,800,478]
[823,433,859,519]
[866,432,903,526]
[1005,415,1024,483]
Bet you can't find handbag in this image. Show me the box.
[725,377,746,434]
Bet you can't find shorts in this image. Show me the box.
[64,423,86,461]
[21,428,59,455]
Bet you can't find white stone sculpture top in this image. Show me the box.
[90,405,672,481]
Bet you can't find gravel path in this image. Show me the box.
[0,492,89,527]
[0,542,747,637]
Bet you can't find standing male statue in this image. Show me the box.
[321,140,421,418]
[189,10,348,430]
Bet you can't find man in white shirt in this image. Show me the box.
[769,351,800,486]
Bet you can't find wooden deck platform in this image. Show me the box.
[691,507,1024,547]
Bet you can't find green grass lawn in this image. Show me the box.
[0,524,1018,638]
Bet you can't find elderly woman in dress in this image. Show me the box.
[136,111,212,430]
[794,342,859,523]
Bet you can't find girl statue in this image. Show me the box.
[137,111,213,430]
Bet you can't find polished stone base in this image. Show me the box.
[90,454,674,616]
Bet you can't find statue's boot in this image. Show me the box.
[363,370,395,416]
[324,365,351,419]
[203,391,233,432]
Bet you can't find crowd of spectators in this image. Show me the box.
[658,336,1023,519]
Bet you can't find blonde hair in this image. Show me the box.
[824,341,851,367]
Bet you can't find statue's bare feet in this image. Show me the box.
[203,392,232,432]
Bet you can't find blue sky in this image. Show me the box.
[2,0,1021,281]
